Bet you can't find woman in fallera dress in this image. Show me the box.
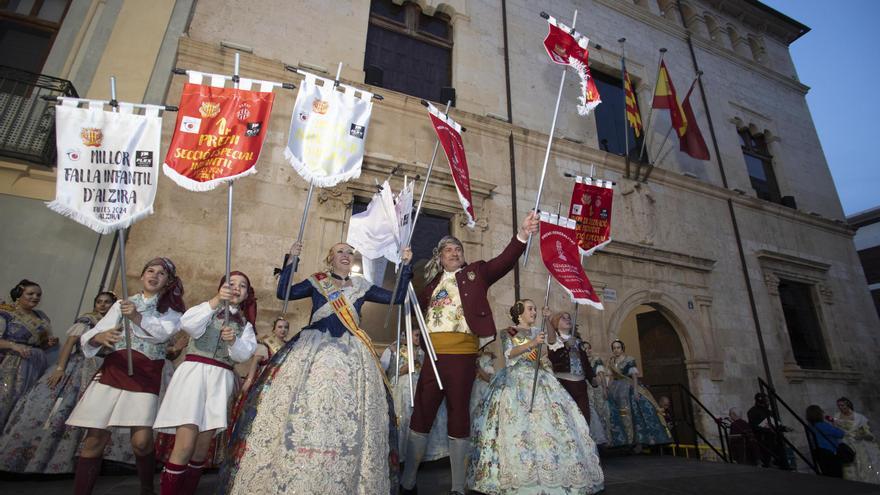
[0,292,133,473]
[0,280,57,430]
[468,299,604,495]
[834,397,880,484]
[219,241,412,495]
[605,339,672,449]
[584,340,612,444]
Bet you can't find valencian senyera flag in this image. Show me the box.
[285,72,373,187]
[426,102,475,228]
[568,176,613,256]
[163,71,280,191]
[539,211,603,309]
[542,14,601,116]
[47,98,163,234]
[623,59,643,138]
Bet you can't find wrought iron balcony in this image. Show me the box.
[0,65,78,167]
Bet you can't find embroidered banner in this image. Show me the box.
[539,211,603,309]
[47,99,162,234]
[568,176,613,256]
[542,15,601,116]
[163,72,278,191]
[426,102,475,228]
[285,72,373,187]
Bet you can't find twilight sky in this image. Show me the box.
[762,0,879,216]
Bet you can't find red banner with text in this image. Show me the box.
[427,102,475,228]
[568,177,613,256]
[163,82,275,191]
[539,212,603,309]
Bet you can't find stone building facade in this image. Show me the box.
[2,0,878,450]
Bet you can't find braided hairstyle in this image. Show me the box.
[508,299,534,325]
[9,279,40,302]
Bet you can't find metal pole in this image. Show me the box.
[404,297,416,406]
[523,10,577,267]
[382,100,453,331]
[635,48,667,180]
[529,202,561,412]
[109,76,134,376]
[570,254,584,334]
[394,305,402,386]
[280,180,315,314]
[620,38,630,173]
[407,283,442,389]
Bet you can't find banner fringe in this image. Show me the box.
[569,58,601,117]
[579,239,612,257]
[283,147,362,188]
[162,163,257,191]
[45,201,153,234]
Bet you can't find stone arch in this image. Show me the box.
[607,289,709,364]
[703,13,722,44]
[658,0,678,21]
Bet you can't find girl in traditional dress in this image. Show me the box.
[155,271,257,494]
[382,330,449,461]
[0,292,133,473]
[219,241,412,495]
[584,340,612,445]
[468,299,604,495]
[67,257,185,495]
[834,397,880,484]
[546,312,608,446]
[0,279,56,429]
[469,348,495,419]
[605,339,671,449]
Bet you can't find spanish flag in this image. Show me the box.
[652,60,687,138]
[623,60,643,138]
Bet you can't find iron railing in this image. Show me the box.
[651,382,730,463]
[757,377,820,474]
[0,65,77,166]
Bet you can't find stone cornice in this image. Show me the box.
[783,366,862,385]
[755,249,831,273]
[600,240,717,274]
[591,0,809,95]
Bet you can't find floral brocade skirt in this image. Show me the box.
[468,363,605,494]
[218,328,396,495]
[606,379,672,447]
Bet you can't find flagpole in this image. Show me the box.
[394,305,402,386]
[619,38,630,178]
[280,62,344,314]
[106,76,135,376]
[404,297,416,406]
[529,202,562,412]
[635,48,667,181]
[523,10,577,267]
[642,72,701,183]
[407,283,443,389]
[382,99,453,332]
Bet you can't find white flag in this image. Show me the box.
[285,72,373,187]
[47,99,162,234]
[347,182,399,282]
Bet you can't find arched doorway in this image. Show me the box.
[617,304,694,445]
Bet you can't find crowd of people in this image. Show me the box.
[723,393,880,483]
[0,209,874,493]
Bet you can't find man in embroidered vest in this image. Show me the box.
[400,211,539,495]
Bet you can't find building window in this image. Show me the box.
[1,0,72,74]
[778,279,830,370]
[364,0,453,103]
[739,128,781,203]
[592,70,645,161]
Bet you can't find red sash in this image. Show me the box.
[185,353,233,370]
[97,350,165,395]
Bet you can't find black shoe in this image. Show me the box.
[400,484,418,495]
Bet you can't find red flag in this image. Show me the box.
[679,85,710,160]
[568,177,613,256]
[539,212,603,309]
[652,61,687,139]
[542,15,601,115]
[623,61,643,138]
[426,102,475,227]
[164,81,275,191]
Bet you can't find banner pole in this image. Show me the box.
[280,180,314,314]
[620,38,630,176]
[382,100,453,332]
[523,10,578,267]
[635,48,667,180]
[407,282,443,390]
[404,296,416,407]
[529,202,561,412]
[107,76,134,377]
[571,253,584,336]
[394,305,402,386]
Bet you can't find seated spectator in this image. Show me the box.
[727,408,759,465]
[805,404,845,478]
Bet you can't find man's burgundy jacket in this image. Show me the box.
[418,235,525,339]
